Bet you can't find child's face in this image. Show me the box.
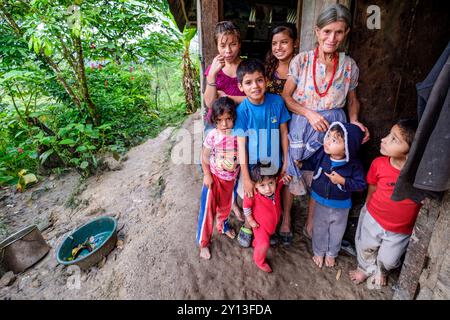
[255,177,277,197]
[380,125,410,158]
[272,31,295,62]
[215,111,234,133]
[217,33,240,63]
[238,71,267,104]
[324,130,345,159]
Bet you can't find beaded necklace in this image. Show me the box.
[312,47,338,98]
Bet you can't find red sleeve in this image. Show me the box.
[243,195,254,210]
[366,157,381,185]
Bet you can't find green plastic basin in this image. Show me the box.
[56,216,117,270]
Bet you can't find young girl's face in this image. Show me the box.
[324,130,345,159]
[255,177,277,197]
[271,31,295,63]
[217,33,240,63]
[215,111,234,133]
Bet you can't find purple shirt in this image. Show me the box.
[205,65,245,96]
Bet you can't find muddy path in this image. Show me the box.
[0,113,395,299]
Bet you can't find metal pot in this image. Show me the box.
[0,225,50,274]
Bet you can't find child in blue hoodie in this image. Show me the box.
[297,122,366,268]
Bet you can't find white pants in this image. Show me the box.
[355,205,410,276]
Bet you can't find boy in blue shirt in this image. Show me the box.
[233,59,291,247]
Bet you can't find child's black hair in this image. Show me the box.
[265,23,297,80]
[395,118,418,147]
[237,59,266,84]
[250,162,277,184]
[328,123,345,140]
[210,96,237,125]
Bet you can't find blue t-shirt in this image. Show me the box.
[233,93,291,174]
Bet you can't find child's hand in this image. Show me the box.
[203,173,213,189]
[294,160,303,169]
[247,217,259,229]
[324,171,345,185]
[210,54,225,75]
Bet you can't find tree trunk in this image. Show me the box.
[73,35,100,125]
[183,47,198,114]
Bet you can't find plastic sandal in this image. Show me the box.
[238,226,252,248]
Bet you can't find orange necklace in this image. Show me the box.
[312,47,338,98]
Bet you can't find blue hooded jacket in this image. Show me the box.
[302,122,366,206]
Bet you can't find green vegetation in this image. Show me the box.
[0,0,199,186]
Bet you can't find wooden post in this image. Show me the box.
[198,0,219,139]
[197,0,205,107]
[393,198,442,300]
[200,0,219,67]
[296,0,303,50]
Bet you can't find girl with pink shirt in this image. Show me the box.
[197,97,240,260]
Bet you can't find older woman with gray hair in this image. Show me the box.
[278,4,370,245]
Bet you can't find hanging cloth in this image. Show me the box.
[392,41,450,202]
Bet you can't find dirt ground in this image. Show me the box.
[0,113,396,300]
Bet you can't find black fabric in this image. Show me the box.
[392,45,450,203]
[416,41,450,119]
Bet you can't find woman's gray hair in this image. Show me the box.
[316,4,352,29]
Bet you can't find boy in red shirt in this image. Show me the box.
[349,119,420,287]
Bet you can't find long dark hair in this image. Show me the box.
[265,24,297,80]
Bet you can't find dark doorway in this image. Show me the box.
[222,0,298,61]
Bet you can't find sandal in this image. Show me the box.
[270,233,279,246]
[279,231,293,246]
[238,227,252,248]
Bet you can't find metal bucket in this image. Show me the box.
[0,225,50,274]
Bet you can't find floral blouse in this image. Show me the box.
[288,50,359,111]
[267,72,287,95]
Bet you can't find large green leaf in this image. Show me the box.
[59,139,76,145]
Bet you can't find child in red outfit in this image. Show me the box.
[349,119,421,287]
[243,164,290,272]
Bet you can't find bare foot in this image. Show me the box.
[372,273,387,286]
[325,256,336,268]
[199,247,211,260]
[279,224,291,234]
[257,262,273,273]
[349,269,368,284]
[224,229,236,239]
[232,203,244,222]
[312,256,324,268]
